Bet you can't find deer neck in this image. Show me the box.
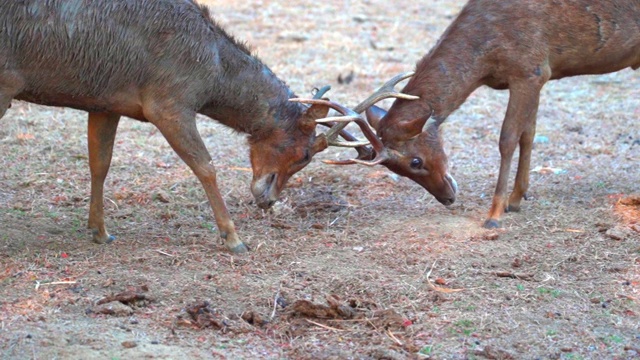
[200,47,302,137]
[404,31,490,124]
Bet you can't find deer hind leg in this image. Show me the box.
[147,109,248,254]
[507,113,538,212]
[484,79,544,229]
[87,112,120,244]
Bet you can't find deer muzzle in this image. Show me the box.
[436,173,458,206]
[251,173,279,209]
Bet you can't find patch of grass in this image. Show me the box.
[451,319,476,337]
[419,345,434,355]
[546,329,558,336]
[607,334,624,344]
[201,222,216,232]
[537,287,562,298]
[562,353,584,360]
[516,284,525,291]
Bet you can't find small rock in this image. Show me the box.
[606,227,628,241]
[154,190,171,203]
[352,14,370,23]
[121,341,137,349]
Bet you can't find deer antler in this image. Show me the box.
[310,86,374,160]
[290,98,388,166]
[323,71,419,142]
[290,72,418,166]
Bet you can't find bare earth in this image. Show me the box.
[1,1,639,359]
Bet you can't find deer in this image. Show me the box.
[0,0,374,253]
[298,0,640,229]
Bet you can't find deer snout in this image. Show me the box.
[251,173,279,209]
[435,173,458,206]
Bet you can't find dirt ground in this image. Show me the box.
[1,1,639,359]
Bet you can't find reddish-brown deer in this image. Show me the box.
[0,0,367,253]
[315,0,640,228]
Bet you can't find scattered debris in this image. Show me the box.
[483,232,500,241]
[96,288,152,307]
[288,295,357,320]
[241,311,268,327]
[183,301,225,329]
[473,345,515,360]
[367,309,407,331]
[91,302,134,317]
[494,272,535,281]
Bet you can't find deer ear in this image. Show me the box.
[383,115,430,141]
[301,104,329,132]
[365,105,386,131]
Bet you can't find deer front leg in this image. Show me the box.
[0,71,24,119]
[148,110,248,254]
[87,112,120,244]
[484,81,543,229]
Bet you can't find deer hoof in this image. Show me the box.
[92,233,116,244]
[229,243,249,254]
[483,219,501,229]
[506,204,521,213]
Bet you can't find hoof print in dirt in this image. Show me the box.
[181,301,226,330]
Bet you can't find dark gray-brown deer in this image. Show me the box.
[0,0,368,253]
[308,0,639,228]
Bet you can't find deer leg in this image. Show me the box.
[0,72,24,119]
[87,112,120,244]
[484,82,543,229]
[0,96,11,119]
[507,113,538,212]
[149,111,248,254]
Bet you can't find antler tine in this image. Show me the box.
[326,72,419,142]
[290,98,390,166]
[352,71,418,114]
[322,157,387,167]
[290,98,384,153]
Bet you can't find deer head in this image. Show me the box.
[291,73,457,206]
[366,101,458,206]
[248,102,329,209]
[249,87,372,209]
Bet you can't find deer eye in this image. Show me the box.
[296,150,310,165]
[410,157,423,169]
